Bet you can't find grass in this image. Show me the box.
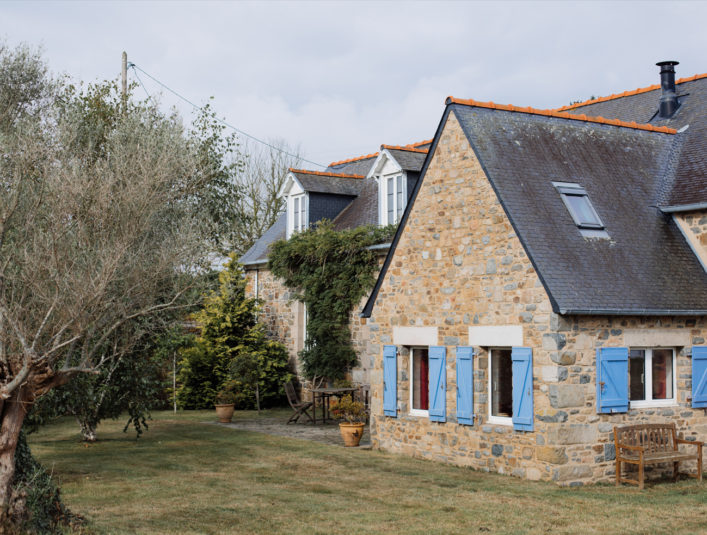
[29,410,706,535]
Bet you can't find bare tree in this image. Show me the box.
[231,138,303,255]
[0,45,213,526]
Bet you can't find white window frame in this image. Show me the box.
[628,347,677,408]
[409,346,429,418]
[380,173,406,226]
[488,347,513,426]
[289,193,308,236]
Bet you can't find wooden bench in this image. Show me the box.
[614,423,703,489]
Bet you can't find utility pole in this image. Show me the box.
[121,51,128,109]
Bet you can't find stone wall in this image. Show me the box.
[366,111,707,485]
[675,210,707,269]
[245,267,304,372]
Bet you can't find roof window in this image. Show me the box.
[553,182,607,235]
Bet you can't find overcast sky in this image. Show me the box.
[3,1,706,168]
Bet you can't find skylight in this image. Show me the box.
[553,182,604,230]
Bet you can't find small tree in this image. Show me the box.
[177,256,291,410]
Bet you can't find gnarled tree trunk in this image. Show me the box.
[0,387,32,531]
[78,418,97,443]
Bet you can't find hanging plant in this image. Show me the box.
[269,221,395,381]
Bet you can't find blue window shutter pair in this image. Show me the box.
[693,346,707,408]
[382,345,447,421]
[511,347,534,431]
[596,348,629,413]
[456,346,474,425]
[383,345,397,417]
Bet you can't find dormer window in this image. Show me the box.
[553,182,605,233]
[384,174,405,225]
[291,194,307,234]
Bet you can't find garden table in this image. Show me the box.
[310,387,359,424]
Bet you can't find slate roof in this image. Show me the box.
[452,103,707,314]
[331,178,379,231]
[385,148,427,172]
[363,96,707,317]
[561,75,707,210]
[290,169,366,196]
[327,155,379,175]
[239,212,286,266]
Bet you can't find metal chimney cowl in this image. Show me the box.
[656,60,680,118]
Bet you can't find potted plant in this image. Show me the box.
[214,382,237,423]
[331,394,366,447]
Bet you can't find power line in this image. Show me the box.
[130,65,152,101]
[128,62,326,169]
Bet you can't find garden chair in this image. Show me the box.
[285,382,314,424]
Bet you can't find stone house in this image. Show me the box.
[360,62,707,484]
[239,140,431,384]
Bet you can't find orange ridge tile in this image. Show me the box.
[445,97,677,134]
[289,168,365,179]
[405,139,433,148]
[328,152,379,168]
[380,144,429,153]
[555,72,707,112]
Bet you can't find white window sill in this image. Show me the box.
[629,400,678,409]
[409,409,429,418]
[488,415,512,426]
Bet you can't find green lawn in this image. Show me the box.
[29,410,706,535]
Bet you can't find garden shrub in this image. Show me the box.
[177,255,291,409]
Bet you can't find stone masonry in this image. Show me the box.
[366,112,707,485]
[675,210,707,267]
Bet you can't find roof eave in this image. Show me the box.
[242,259,268,268]
[660,202,707,213]
[559,308,707,316]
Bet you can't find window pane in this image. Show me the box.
[293,197,300,231]
[652,349,673,400]
[301,197,307,230]
[491,349,512,417]
[629,350,645,401]
[412,348,429,411]
[564,194,601,227]
[396,175,403,218]
[387,177,394,224]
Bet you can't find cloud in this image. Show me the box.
[3,0,706,167]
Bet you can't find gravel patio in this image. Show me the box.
[211,412,371,448]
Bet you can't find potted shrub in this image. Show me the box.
[331,394,366,447]
[214,382,237,423]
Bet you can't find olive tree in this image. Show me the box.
[0,43,219,527]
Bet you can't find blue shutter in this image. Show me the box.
[456,346,474,425]
[692,346,707,408]
[383,345,397,417]
[428,346,446,422]
[512,347,534,431]
[596,347,629,413]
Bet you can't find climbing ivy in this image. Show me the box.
[269,221,395,381]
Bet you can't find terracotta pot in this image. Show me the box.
[339,422,365,447]
[214,403,235,423]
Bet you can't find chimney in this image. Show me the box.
[656,60,680,118]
